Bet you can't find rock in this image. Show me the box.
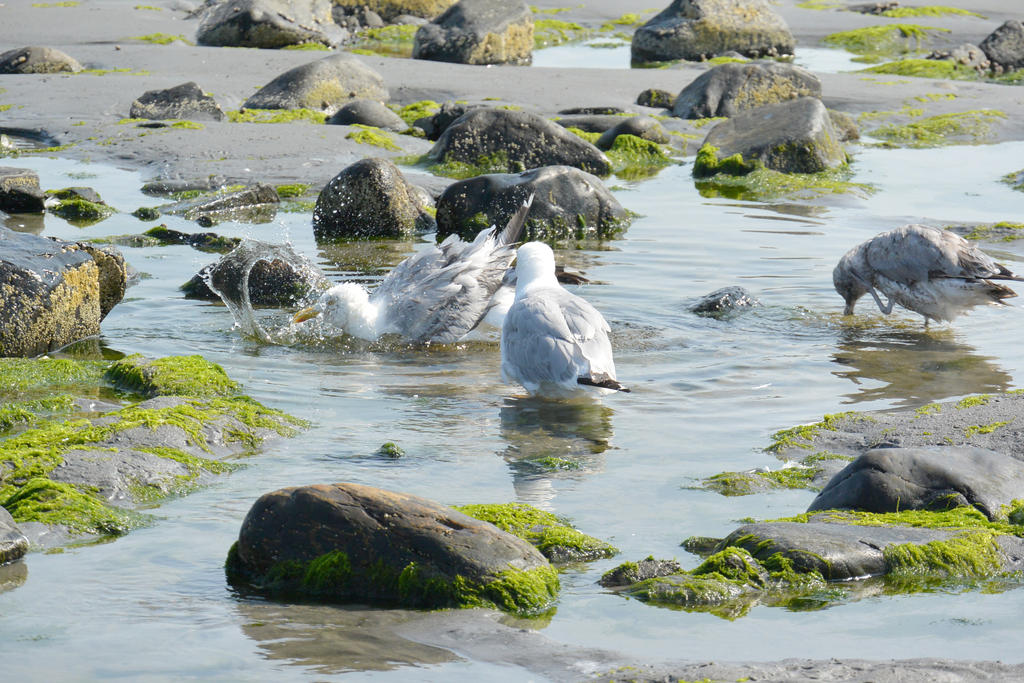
[326,99,407,132]
[46,187,116,225]
[333,0,456,22]
[435,165,630,242]
[695,97,846,176]
[160,184,280,225]
[413,0,533,66]
[631,0,795,65]
[0,46,82,74]
[599,557,683,587]
[413,101,484,140]
[671,61,820,119]
[242,54,388,115]
[554,114,629,135]
[312,158,435,240]
[848,1,898,14]
[828,109,859,142]
[595,116,669,150]
[224,482,559,612]
[393,13,430,25]
[808,447,1024,519]
[142,225,241,253]
[142,175,227,197]
[183,241,326,307]
[0,228,128,357]
[980,20,1024,72]
[196,0,344,48]
[558,106,627,115]
[637,88,675,109]
[129,82,225,122]
[0,507,28,566]
[0,167,46,213]
[928,43,990,73]
[359,8,385,28]
[690,285,760,317]
[428,108,611,177]
[73,243,128,320]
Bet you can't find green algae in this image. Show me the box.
[376,442,404,458]
[915,402,942,417]
[105,355,239,398]
[129,33,191,45]
[227,108,327,124]
[48,197,115,225]
[391,100,440,126]
[0,395,74,432]
[702,466,816,496]
[456,502,617,562]
[345,124,400,151]
[605,134,674,179]
[884,530,1003,577]
[2,478,140,535]
[282,42,331,51]
[534,18,589,49]
[275,183,311,198]
[526,456,582,471]
[351,24,417,58]
[565,127,601,144]
[822,24,949,59]
[858,58,977,79]
[767,411,868,453]
[170,120,203,130]
[777,506,1023,531]
[426,151,514,179]
[692,143,756,178]
[957,394,991,409]
[964,421,1011,439]
[0,358,107,401]
[1001,170,1024,192]
[881,6,985,18]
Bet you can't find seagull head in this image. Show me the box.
[293,282,371,332]
[514,242,558,294]
[833,252,869,316]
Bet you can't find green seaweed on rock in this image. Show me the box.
[823,24,949,59]
[456,502,617,562]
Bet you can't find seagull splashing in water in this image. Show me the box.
[501,241,629,397]
[833,224,1023,326]
[293,196,533,343]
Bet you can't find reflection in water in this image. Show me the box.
[0,562,27,594]
[499,396,614,506]
[233,600,457,674]
[832,327,1012,407]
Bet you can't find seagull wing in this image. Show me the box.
[864,224,1017,285]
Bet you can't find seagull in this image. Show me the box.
[833,224,1023,325]
[501,241,629,397]
[292,196,533,343]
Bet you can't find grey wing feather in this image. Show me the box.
[865,225,1017,284]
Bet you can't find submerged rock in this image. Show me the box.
[428,108,611,177]
[225,483,559,613]
[435,165,630,242]
[0,46,82,74]
[160,184,280,225]
[631,0,794,65]
[141,225,241,253]
[129,82,225,122]
[599,557,683,587]
[242,54,388,115]
[196,0,344,48]
[0,507,28,566]
[313,158,435,240]
[671,61,820,119]
[182,255,322,308]
[413,0,533,65]
[0,167,46,213]
[690,285,760,318]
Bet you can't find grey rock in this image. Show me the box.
[413,101,484,140]
[698,97,846,175]
[631,0,795,65]
[808,447,1024,519]
[242,54,388,115]
[595,116,669,150]
[313,158,436,240]
[599,557,683,587]
[183,240,326,307]
[558,106,627,115]
[142,175,228,197]
[359,8,385,28]
[0,167,46,213]
[0,46,82,74]
[394,14,429,25]
[847,1,898,13]
[332,0,456,22]
[690,285,760,317]
[161,184,280,225]
[672,61,820,119]
[636,88,675,109]
[0,507,28,566]
[554,114,630,134]
[225,482,554,609]
[928,43,990,72]
[413,0,533,65]
[129,82,225,122]
[196,0,344,48]
[980,20,1024,72]
[435,165,630,242]
[326,99,407,132]
[428,108,611,177]
[828,109,860,142]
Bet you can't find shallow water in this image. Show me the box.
[2,133,1024,679]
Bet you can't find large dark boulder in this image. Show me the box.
[129,82,225,122]
[695,97,846,176]
[326,99,406,132]
[435,165,630,242]
[672,61,820,119]
[183,240,327,307]
[0,46,82,74]
[313,158,436,240]
[413,0,533,65]
[808,447,1024,520]
[980,20,1024,72]
[333,0,456,22]
[428,108,611,177]
[0,507,28,566]
[242,55,388,115]
[196,0,345,48]
[0,167,46,213]
[225,482,559,612]
[0,228,127,357]
[631,0,794,65]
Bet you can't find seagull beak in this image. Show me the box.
[292,306,321,323]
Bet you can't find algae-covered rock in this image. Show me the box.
[428,108,611,177]
[599,557,683,587]
[160,184,280,225]
[313,157,436,240]
[413,0,534,66]
[326,99,407,132]
[435,165,629,243]
[241,54,388,115]
[595,116,669,150]
[333,0,456,22]
[140,225,241,253]
[129,82,225,122]
[225,483,559,613]
[46,187,116,226]
[196,0,344,49]
[980,20,1024,72]
[631,0,794,65]
[694,97,846,176]
[637,88,675,109]
[0,46,82,74]
[672,61,820,119]
[0,167,46,214]
[0,506,28,566]
[105,355,240,398]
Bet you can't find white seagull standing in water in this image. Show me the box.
[501,241,629,397]
[293,196,533,343]
[833,224,1023,325]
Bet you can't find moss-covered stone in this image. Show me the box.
[604,133,674,179]
[868,110,1006,147]
[822,24,949,59]
[390,99,440,126]
[456,502,617,563]
[880,6,985,19]
[105,354,240,398]
[767,412,869,453]
[345,124,400,151]
[227,108,327,124]
[858,58,977,79]
[533,17,589,49]
[48,197,115,225]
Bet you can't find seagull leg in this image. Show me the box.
[866,288,895,315]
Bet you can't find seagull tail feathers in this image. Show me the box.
[577,377,631,393]
[496,193,535,247]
